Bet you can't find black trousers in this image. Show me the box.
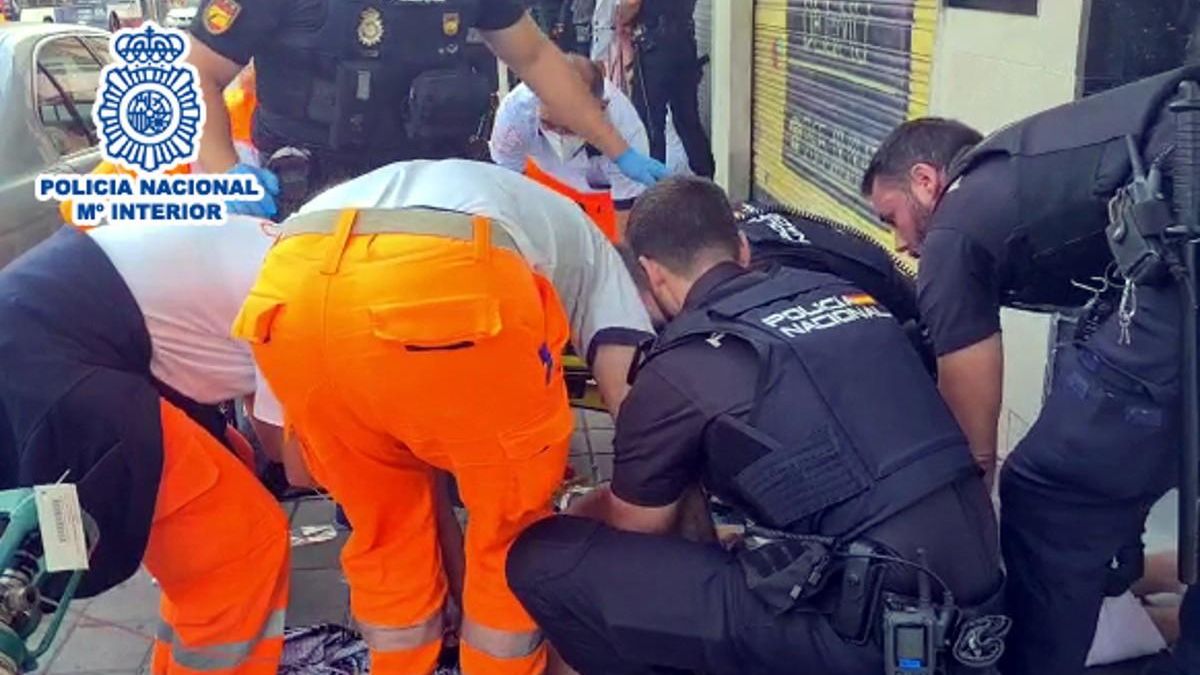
[632,30,715,179]
[1000,281,1200,675]
[506,479,1001,675]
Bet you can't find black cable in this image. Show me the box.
[834,551,956,610]
[743,525,956,607]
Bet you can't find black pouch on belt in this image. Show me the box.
[406,67,491,145]
[737,537,833,615]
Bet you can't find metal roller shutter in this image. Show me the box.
[694,0,713,135]
[752,0,939,246]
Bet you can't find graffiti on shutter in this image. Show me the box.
[753,0,938,247]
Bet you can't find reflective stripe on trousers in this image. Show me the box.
[156,610,285,672]
[462,619,543,659]
[358,611,444,652]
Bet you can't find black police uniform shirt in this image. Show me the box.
[612,262,759,507]
[189,0,527,66]
[917,157,1020,357]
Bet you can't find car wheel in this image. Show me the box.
[42,15,51,21]
[108,12,119,31]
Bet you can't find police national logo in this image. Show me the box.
[34,23,268,226]
[762,293,892,337]
[95,24,202,173]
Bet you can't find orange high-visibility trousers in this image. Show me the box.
[144,399,290,675]
[233,212,572,675]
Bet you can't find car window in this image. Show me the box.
[81,35,112,66]
[34,36,102,157]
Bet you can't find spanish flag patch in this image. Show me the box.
[844,293,876,306]
[203,0,241,35]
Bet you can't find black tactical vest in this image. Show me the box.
[644,267,976,539]
[254,0,488,158]
[946,65,1200,308]
[737,204,934,375]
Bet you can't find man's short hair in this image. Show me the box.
[626,176,740,274]
[615,242,651,293]
[860,118,983,195]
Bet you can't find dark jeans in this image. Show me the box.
[1000,281,1200,675]
[631,31,715,179]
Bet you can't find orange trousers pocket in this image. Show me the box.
[237,226,575,675]
[145,400,289,675]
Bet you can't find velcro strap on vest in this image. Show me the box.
[461,620,544,659]
[731,423,870,529]
[281,208,519,254]
[156,609,285,671]
[358,612,444,652]
[830,441,978,542]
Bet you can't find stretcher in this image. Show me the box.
[563,352,606,412]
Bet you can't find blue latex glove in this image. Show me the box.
[615,148,670,186]
[227,163,280,218]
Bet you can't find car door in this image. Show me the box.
[0,32,106,267]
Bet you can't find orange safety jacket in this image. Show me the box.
[225,78,257,146]
[524,158,619,243]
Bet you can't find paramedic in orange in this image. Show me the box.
[490,54,653,240]
[0,219,292,674]
[234,159,654,675]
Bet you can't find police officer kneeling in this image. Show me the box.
[506,177,1008,675]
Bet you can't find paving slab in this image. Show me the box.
[286,568,350,628]
[587,428,614,455]
[44,620,154,674]
[291,529,349,572]
[583,410,614,431]
[82,572,159,624]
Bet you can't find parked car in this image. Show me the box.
[0,23,107,268]
[162,0,198,29]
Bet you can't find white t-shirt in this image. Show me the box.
[88,217,284,425]
[490,80,648,205]
[299,159,655,359]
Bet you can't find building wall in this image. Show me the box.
[710,0,754,200]
[926,1,1088,460]
[929,0,1087,133]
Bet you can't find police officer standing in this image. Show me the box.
[621,0,714,178]
[862,75,1200,674]
[186,1,668,218]
[506,177,1006,675]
